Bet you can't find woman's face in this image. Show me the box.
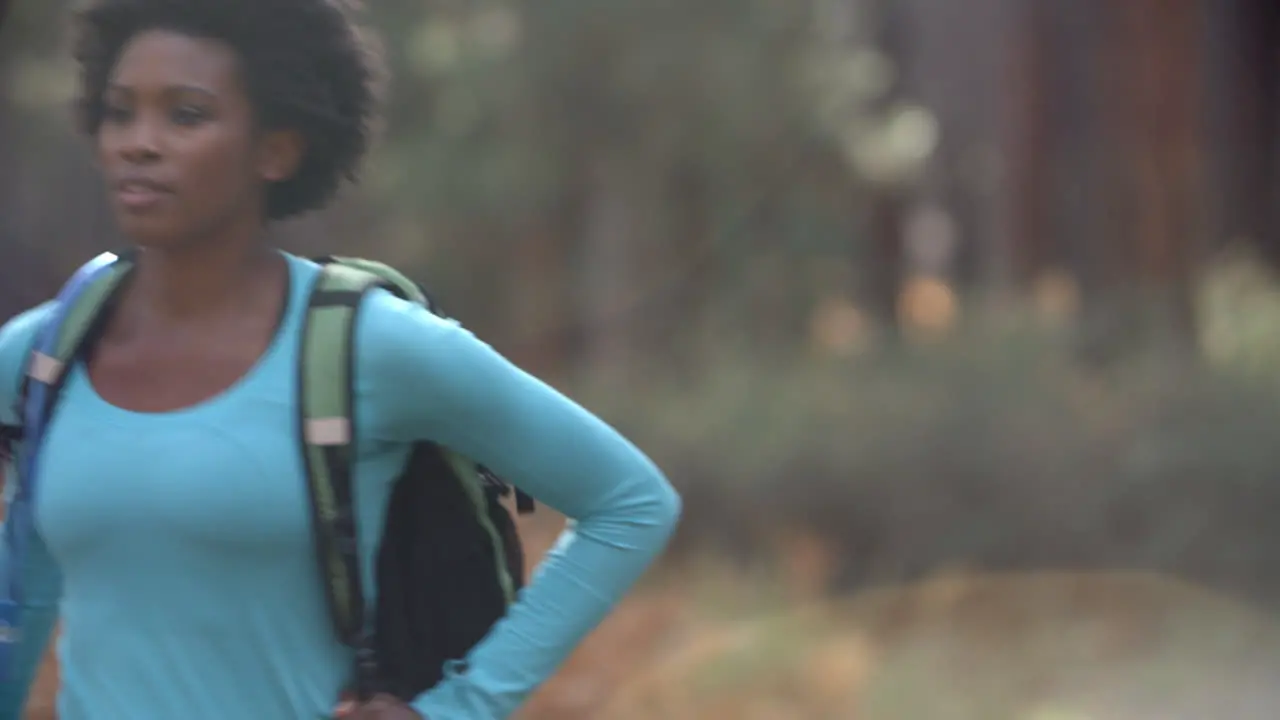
[96,29,296,248]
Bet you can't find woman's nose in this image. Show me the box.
[117,116,163,163]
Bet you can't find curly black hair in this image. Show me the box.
[71,0,384,220]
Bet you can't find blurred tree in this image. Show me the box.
[365,0,931,374]
[6,0,1244,375]
[1206,0,1280,269]
[1000,0,1206,367]
[1111,0,1204,362]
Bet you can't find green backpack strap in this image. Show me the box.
[297,260,388,648]
[321,256,431,309]
[299,257,474,637]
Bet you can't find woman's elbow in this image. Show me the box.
[654,478,683,534]
[634,471,682,546]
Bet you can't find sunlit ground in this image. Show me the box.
[19,510,1280,720]
[524,556,1280,719]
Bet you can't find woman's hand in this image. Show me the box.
[334,694,425,719]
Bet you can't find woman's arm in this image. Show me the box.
[0,531,62,717]
[0,303,64,718]
[356,291,681,719]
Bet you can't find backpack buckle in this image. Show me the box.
[351,636,380,702]
[477,466,535,514]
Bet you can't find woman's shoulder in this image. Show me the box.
[353,286,479,375]
[0,301,56,420]
[285,253,478,389]
[0,302,55,347]
[340,275,509,442]
[283,252,467,355]
[0,302,57,371]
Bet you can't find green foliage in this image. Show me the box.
[581,302,1280,594]
[367,0,935,248]
[1199,246,1280,387]
[2,0,942,361]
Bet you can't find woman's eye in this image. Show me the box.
[172,106,207,125]
[102,104,131,123]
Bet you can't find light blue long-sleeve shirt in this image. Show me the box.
[0,252,681,719]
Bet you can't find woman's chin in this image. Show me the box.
[116,221,186,250]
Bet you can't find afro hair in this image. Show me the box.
[72,0,384,220]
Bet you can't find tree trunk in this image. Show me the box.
[1034,0,1130,365]
[860,0,909,344]
[1111,0,1205,361]
[505,197,579,381]
[577,148,657,381]
[865,191,906,344]
[1203,0,1269,257]
[1004,0,1054,289]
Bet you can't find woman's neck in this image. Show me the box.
[127,223,283,323]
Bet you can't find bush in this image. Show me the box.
[581,307,1280,612]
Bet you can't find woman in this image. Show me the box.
[0,0,681,718]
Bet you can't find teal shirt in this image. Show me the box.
[0,253,680,719]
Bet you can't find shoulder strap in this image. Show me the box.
[17,250,133,494]
[320,256,433,310]
[0,251,131,675]
[298,260,389,651]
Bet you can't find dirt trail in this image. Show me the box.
[21,523,1280,719]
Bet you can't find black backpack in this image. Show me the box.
[1,252,535,703]
[300,256,535,702]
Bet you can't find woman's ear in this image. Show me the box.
[258,128,305,183]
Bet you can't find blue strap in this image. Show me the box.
[0,251,120,681]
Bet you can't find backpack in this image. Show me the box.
[0,251,535,703]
